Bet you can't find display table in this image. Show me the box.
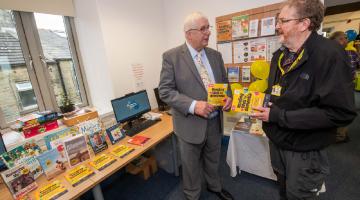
[226,130,276,180]
[0,114,177,200]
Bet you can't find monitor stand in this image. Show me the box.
[123,117,146,130]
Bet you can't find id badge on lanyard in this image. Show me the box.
[271,84,282,96]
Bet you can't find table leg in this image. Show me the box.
[92,184,104,200]
[171,133,179,176]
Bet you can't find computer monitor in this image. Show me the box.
[154,88,170,111]
[111,90,151,125]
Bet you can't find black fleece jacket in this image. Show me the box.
[263,32,357,152]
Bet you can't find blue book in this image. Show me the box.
[106,123,126,145]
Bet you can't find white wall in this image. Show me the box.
[73,0,115,115]
[95,0,165,109]
[163,0,283,50]
[74,0,165,114]
[74,0,287,115]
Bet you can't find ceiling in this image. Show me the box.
[325,0,360,7]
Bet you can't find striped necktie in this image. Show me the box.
[195,52,212,90]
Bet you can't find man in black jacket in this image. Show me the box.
[250,0,357,199]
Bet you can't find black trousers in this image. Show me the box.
[269,142,330,200]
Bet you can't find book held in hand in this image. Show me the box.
[231,89,270,114]
[34,180,68,200]
[65,165,94,187]
[127,135,150,146]
[111,145,135,158]
[207,84,228,106]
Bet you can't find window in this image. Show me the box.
[15,82,37,111]
[0,9,88,128]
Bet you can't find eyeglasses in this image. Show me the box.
[187,25,212,33]
[276,17,308,25]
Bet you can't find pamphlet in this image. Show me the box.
[227,67,239,83]
[89,154,116,171]
[127,135,150,146]
[111,145,135,158]
[34,180,68,200]
[65,165,95,187]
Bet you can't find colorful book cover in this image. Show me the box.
[64,165,94,187]
[227,67,239,82]
[231,89,270,114]
[87,130,108,154]
[36,149,67,180]
[216,20,232,42]
[111,145,135,158]
[0,162,38,199]
[207,84,228,106]
[23,156,43,180]
[35,180,68,200]
[63,135,91,167]
[44,127,79,150]
[89,154,116,171]
[232,15,249,39]
[0,140,43,168]
[106,123,126,145]
[76,118,102,135]
[127,135,150,146]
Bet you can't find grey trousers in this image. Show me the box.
[177,116,222,200]
[269,142,330,200]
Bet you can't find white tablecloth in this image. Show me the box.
[226,130,277,180]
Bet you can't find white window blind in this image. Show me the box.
[0,0,75,16]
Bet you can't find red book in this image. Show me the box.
[127,135,150,146]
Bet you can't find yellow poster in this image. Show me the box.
[208,84,228,106]
[35,180,68,200]
[65,165,95,187]
[231,89,268,114]
[89,154,116,171]
[111,145,135,158]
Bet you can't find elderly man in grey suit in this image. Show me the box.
[159,12,234,200]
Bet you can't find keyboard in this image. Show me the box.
[123,118,161,137]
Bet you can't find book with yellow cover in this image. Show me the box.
[88,154,116,171]
[111,145,135,158]
[207,84,228,106]
[64,165,94,187]
[231,89,270,114]
[35,180,68,200]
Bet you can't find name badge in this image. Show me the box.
[271,85,282,96]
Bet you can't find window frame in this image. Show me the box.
[0,10,90,129]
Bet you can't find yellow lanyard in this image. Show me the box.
[277,49,305,76]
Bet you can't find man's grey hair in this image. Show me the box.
[183,12,208,32]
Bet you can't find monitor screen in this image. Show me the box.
[0,134,7,171]
[111,90,151,123]
[154,88,169,111]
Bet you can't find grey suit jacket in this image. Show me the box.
[158,43,230,144]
